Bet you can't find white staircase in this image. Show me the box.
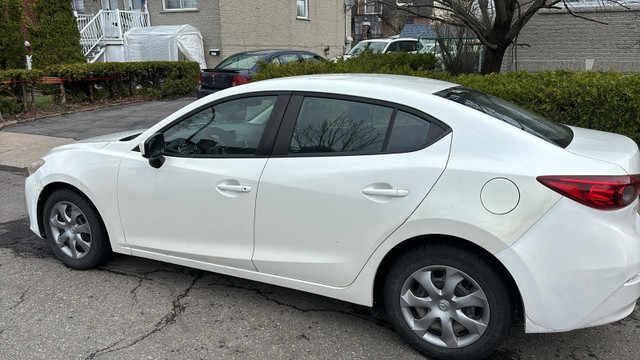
[77,10,150,63]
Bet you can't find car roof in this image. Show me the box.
[230,49,319,56]
[359,37,417,43]
[221,74,456,100]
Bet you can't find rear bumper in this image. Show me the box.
[496,197,640,333]
[196,85,221,99]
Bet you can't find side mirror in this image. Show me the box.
[141,132,165,169]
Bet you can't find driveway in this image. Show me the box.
[0,96,638,359]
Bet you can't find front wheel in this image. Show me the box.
[43,189,112,269]
[384,244,513,360]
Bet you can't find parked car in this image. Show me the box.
[26,74,640,360]
[196,49,323,98]
[342,37,421,59]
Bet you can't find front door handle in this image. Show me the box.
[216,184,252,193]
[362,187,409,198]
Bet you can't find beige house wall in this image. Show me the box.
[218,0,346,63]
[503,6,640,73]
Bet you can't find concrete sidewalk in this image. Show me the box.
[0,96,195,169]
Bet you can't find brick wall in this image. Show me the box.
[503,6,640,73]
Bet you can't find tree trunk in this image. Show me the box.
[481,46,508,74]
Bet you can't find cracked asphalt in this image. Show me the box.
[1,97,638,359]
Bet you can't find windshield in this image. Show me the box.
[216,53,263,70]
[436,87,573,148]
[346,41,387,56]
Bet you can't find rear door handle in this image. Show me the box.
[362,187,409,198]
[216,184,252,193]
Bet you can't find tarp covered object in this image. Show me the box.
[123,25,207,69]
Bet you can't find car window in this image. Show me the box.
[397,41,417,52]
[216,53,263,70]
[346,41,387,55]
[290,97,393,154]
[387,111,430,152]
[435,87,573,148]
[275,54,300,65]
[300,53,322,63]
[163,96,277,156]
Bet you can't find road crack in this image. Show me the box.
[7,286,31,310]
[84,271,202,360]
[209,278,392,330]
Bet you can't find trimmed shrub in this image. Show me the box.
[28,0,85,68]
[0,61,199,116]
[0,0,26,70]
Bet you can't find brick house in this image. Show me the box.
[72,0,348,68]
[503,2,640,73]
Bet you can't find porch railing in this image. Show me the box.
[77,10,150,60]
[79,13,104,56]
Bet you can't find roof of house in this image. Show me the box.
[399,24,437,38]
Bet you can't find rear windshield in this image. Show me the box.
[435,87,573,148]
[216,54,262,70]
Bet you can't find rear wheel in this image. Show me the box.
[43,189,112,269]
[384,244,512,360]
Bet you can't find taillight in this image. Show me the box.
[537,175,640,210]
[198,72,203,86]
[231,75,250,87]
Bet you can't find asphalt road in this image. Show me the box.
[1,97,638,359]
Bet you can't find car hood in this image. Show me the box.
[44,129,145,156]
[566,126,640,174]
[76,129,145,144]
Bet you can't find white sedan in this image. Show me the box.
[25,74,640,360]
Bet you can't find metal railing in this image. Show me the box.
[79,13,104,56]
[76,14,93,31]
[77,10,150,59]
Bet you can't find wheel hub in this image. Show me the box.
[437,299,450,312]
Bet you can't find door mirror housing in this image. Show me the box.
[142,132,165,169]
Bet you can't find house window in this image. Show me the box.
[72,0,85,14]
[164,0,197,10]
[297,0,309,19]
[365,0,382,14]
[396,1,413,5]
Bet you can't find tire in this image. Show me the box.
[42,189,112,269]
[383,244,513,360]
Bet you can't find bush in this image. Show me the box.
[253,52,441,81]
[0,61,200,116]
[254,59,640,145]
[28,0,85,68]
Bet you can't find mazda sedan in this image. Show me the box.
[25,74,640,360]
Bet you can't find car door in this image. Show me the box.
[117,94,287,270]
[252,94,452,286]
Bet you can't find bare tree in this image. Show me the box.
[377,0,625,74]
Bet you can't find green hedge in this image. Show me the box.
[253,55,640,145]
[0,61,200,117]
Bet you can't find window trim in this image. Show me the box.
[296,0,309,19]
[162,0,198,11]
[364,0,382,14]
[271,92,451,157]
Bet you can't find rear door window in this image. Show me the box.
[284,96,448,155]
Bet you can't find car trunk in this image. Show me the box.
[566,126,640,174]
[200,69,249,90]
